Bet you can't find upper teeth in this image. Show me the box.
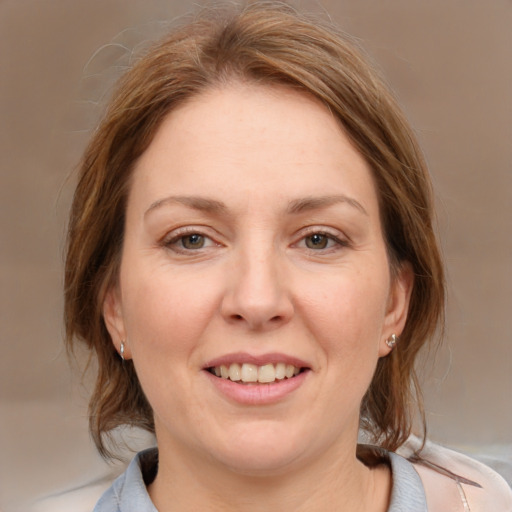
[212,363,301,383]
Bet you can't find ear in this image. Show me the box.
[103,286,130,359]
[379,262,414,357]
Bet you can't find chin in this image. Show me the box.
[207,423,311,476]
[220,449,303,477]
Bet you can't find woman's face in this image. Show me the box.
[104,83,412,475]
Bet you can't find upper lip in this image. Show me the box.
[203,352,311,369]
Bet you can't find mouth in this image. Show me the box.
[203,354,311,404]
[207,362,307,384]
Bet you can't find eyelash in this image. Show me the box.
[161,227,218,254]
[295,229,350,253]
[161,228,350,255]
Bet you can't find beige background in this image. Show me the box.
[1,0,511,510]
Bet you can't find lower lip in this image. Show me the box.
[204,370,309,405]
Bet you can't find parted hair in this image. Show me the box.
[65,1,444,458]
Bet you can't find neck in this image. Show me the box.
[148,437,390,512]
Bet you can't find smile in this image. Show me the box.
[208,363,303,384]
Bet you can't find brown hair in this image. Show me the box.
[65,1,444,458]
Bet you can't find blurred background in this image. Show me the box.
[1,0,511,510]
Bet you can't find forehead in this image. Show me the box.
[130,83,379,217]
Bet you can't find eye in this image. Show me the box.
[295,230,349,252]
[180,233,207,250]
[163,229,218,253]
[304,233,330,249]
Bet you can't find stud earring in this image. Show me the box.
[120,341,125,360]
[386,334,397,349]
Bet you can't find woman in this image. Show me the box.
[65,2,511,511]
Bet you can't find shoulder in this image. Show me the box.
[29,477,118,512]
[398,436,512,512]
[93,448,158,512]
[30,448,158,512]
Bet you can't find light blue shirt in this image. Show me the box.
[93,448,428,511]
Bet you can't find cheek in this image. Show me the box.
[118,265,225,425]
[285,268,391,445]
[120,264,222,363]
[298,267,389,365]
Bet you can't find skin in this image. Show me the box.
[104,83,413,511]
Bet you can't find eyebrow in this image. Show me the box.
[144,196,228,217]
[144,194,367,217]
[286,195,368,216]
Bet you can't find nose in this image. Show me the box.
[220,245,294,331]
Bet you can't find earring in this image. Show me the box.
[386,334,397,349]
[120,341,125,361]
